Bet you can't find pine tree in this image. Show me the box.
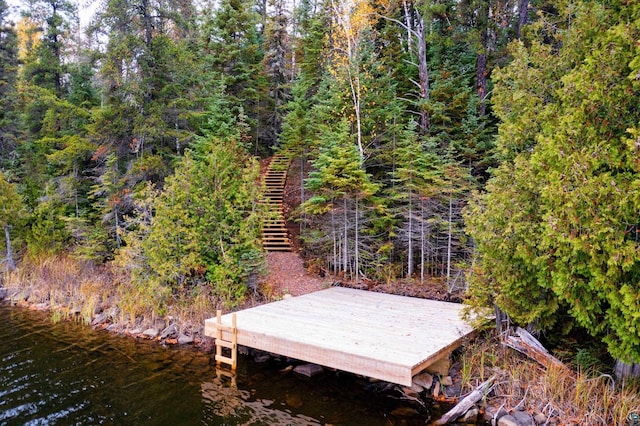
[0,0,20,170]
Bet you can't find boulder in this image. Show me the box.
[293,363,324,378]
[142,328,159,338]
[160,324,178,339]
[497,415,520,426]
[92,313,109,326]
[484,406,509,423]
[254,353,271,363]
[512,410,534,426]
[462,407,479,423]
[177,334,194,345]
[401,386,421,398]
[533,411,547,425]
[413,372,434,389]
[443,381,462,398]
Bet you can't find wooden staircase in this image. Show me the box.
[261,154,291,252]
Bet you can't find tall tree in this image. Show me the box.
[467,0,640,372]
[260,0,290,148]
[0,173,24,271]
[22,0,77,96]
[0,0,20,170]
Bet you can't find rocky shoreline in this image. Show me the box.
[0,286,204,348]
[1,285,564,426]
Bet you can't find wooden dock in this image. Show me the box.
[204,287,475,386]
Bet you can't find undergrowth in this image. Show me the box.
[2,254,221,336]
[460,333,640,425]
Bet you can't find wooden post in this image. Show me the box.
[214,310,238,371]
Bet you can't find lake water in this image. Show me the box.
[0,302,436,425]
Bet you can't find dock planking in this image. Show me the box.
[204,287,476,386]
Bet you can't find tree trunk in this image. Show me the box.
[407,186,413,279]
[416,13,430,133]
[517,0,530,39]
[354,195,359,283]
[614,359,640,379]
[343,197,348,276]
[420,201,425,284]
[446,190,453,284]
[332,206,337,275]
[477,52,488,116]
[4,225,15,272]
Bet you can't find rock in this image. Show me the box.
[28,302,48,311]
[279,365,294,374]
[484,406,509,423]
[441,375,453,386]
[462,407,479,423]
[443,381,462,398]
[390,406,419,418]
[142,328,159,338]
[160,324,178,339]
[293,363,324,378]
[533,411,547,425]
[177,334,194,345]
[13,289,30,302]
[130,328,143,335]
[254,353,271,363]
[512,411,534,426]
[92,313,109,326]
[0,288,8,300]
[497,414,520,426]
[106,324,117,332]
[409,382,424,393]
[413,372,434,389]
[285,393,303,408]
[401,386,420,398]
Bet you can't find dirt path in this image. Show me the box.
[262,252,329,297]
[257,156,330,298]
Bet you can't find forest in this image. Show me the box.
[0,0,639,373]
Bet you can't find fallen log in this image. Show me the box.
[503,327,568,371]
[433,375,496,425]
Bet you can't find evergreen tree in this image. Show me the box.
[260,0,290,148]
[143,139,264,307]
[0,0,20,170]
[203,0,264,152]
[0,172,24,271]
[467,0,640,369]
[22,0,77,96]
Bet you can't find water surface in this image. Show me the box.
[0,302,434,425]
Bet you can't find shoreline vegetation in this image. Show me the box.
[2,256,638,426]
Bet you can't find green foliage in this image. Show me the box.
[467,0,640,363]
[26,183,71,256]
[0,1,19,169]
[141,138,264,307]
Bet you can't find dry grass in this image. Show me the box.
[2,254,220,337]
[460,334,640,425]
[4,255,115,324]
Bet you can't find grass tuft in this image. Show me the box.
[460,333,640,425]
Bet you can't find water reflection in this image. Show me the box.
[0,303,431,425]
[202,370,322,425]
